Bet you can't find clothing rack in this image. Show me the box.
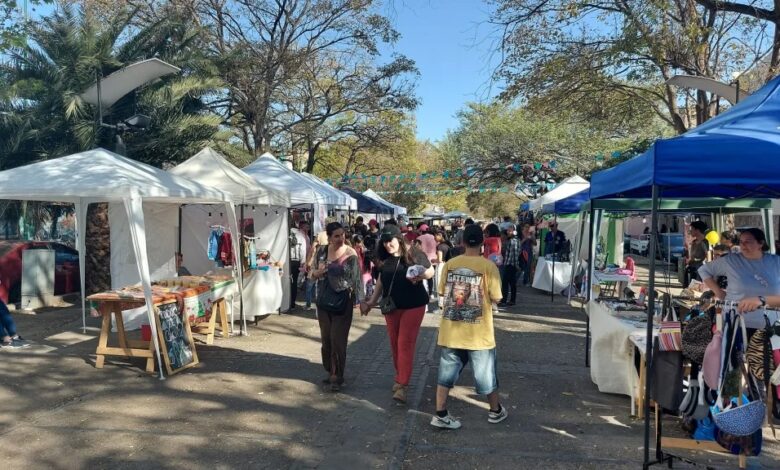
[210,224,230,231]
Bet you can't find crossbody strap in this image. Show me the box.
[385,258,401,297]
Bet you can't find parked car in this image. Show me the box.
[629,235,650,255]
[0,241,80,304]
[657,233,685,264]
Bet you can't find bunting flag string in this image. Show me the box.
[322,149,633,186]
[324,159,559,185]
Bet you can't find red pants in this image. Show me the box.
[384,306,426,386]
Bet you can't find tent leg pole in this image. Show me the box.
[643,185,661,467]
[585,208,595,368]
[240,204,246,335]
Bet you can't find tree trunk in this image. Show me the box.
[85,203,111,294]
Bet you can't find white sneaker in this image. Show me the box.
[488,405,508,424]
[430,413,461,429]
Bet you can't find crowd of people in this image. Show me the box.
[289,213,552,429]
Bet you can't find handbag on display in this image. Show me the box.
[650,337,685,411]
[714,426,763,456]
[682,314,712,364]
[711,314,767,437]
[379,258,401,315]
[658,302,682,352]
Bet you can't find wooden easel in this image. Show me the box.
[189,298,228,345]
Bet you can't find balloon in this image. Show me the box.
[705,230,720,246]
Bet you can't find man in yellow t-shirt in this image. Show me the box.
[430,224,507,430]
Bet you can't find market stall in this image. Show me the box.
[589,74,780,468]
[242,154,355,235]
[363,189,407,217]
[169,147,291,324]
[0,148,238,378]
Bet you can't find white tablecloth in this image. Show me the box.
[588,300,655,397]
[592,271,632,284]
[242,268,283,317]
[531,258,572,294]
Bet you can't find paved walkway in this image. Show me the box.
[1,284,778,469]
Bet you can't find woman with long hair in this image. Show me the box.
[701,228,780,313]
[483,223,502,265]
[360,224,434,403]
[310,222,363,391]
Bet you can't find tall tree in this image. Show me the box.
[694,1,780,80]
[198,0,416,156]
[283,50,418,172]
[490,0,768,133]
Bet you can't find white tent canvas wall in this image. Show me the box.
[243,153,350,234]
[363,189,407,217]
[169,148,293,314]
[528,175,590,211]
[0,148,240,378]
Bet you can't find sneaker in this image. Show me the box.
[393,386,407,403]
[7,336,29,348]
[488,405,508,424]
[430,413,461,429]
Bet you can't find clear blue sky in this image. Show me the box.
[381,1,501,142]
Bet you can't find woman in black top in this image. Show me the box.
[360,224,434,403]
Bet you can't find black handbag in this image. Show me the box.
[379,258,401,315]
[315,248,351,314]
[317,281,350,314]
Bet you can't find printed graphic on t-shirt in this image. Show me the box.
[442,267,483,324]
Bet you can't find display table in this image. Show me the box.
[156,276,236,341]
[243,268,283,318]
[87,291,178,373]
[587,300,658,416]
[592,270,633,299]
[531,258,572,294]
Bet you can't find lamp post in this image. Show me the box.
[79,58,181,154]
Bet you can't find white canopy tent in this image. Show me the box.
[300,172,357,211]
[169,147,293,322]
[363,189,407,217]
[0,148,239,378]
[243,153,355,234]
[527,175,590,212]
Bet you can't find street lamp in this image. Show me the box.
[79,58,181,154]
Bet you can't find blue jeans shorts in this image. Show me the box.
[437,347,498,395]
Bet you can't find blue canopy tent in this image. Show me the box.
[341,188,394,214]
[589,75,780,468]
[541,188,589,214]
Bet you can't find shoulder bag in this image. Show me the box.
[379,258,401,315]
[316,248,351,315]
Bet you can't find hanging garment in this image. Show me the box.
[220,231,234,266]
[207,228,220,260]
[249,238,257,269]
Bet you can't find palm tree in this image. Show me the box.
[0,6,228,293]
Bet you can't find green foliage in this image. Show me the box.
[491,0,771,133]
[0,6,227,169]
[439,100,659,215]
